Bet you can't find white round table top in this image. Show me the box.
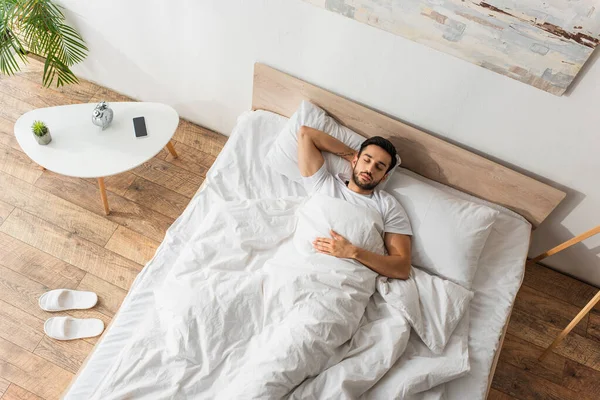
[14,102,179,178]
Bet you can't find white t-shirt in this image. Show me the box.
[302,164,412,236]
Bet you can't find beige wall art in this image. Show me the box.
[304,0,600,95]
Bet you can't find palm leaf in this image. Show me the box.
[43,38,79,86]
[54,23,87,65]
[0,0,27,75]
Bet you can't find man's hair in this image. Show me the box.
[357,136,397,173]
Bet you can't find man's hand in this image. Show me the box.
[312,230,412,280]
[313,230,357,259]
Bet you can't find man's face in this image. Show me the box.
[351,145,392,191]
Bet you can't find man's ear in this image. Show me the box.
[351,153,358,168]
[381,173,389,183]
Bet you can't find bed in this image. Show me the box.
[62,64,565,399]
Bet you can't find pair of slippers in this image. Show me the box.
[39,289,105,341]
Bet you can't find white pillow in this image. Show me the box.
[378,267,474,354]
[385,169,499,288]
[265,101,399,189]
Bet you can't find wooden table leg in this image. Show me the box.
[539,289,600,361]
[166,141,178,158]
[98,177,110,215]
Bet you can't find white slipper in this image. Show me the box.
[44,316,104,340]
[39,289,98,312]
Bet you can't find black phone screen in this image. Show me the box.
[133,116,148,138]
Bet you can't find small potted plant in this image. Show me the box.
[32,120,52,145]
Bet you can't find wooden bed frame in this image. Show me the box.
[64,64,566,399]
[251,62,566,396]
[252,63,565,228]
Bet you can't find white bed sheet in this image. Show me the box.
[64,110,530,400]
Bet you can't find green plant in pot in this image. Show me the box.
[0,0,88,87]
[32,120,51,145]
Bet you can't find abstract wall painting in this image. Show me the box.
[304,0,600,95]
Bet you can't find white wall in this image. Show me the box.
[60,0,600,287]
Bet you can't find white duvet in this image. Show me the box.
[89,194,473,399]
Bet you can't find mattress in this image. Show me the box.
[64,110,531,400]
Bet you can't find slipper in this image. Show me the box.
[39,289,98,312]
[44,316,104,340]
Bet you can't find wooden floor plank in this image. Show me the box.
[104,226,160,266]
[132,157,204,198]
[525,262,600,312]
[0,378,9,397]
[0,171,118,246]
[88,86,133,103]
[76,273,127,317]
[0,75,80,109]
[507,309,600,372]
[1,384,44,400]
[123,177,190,219]
[0,209,142,290]
[0,200,14,225]
[562,358,600,395]
[0,117,21,152]
[0,337,73,400]
[0,144,43,184]
[12,61,100,105]
[13,57,44,74]
[52,79,100,103]
[491,361,589,400]
[160,140,215,176]
[173,119,227,158]
[0,299,43,353]
[33,336,94,375]
[0,232,85,290]
[0,92,36,122]
[487,388,519,400]
[35,172,174,243]
[515,284,589,336]
[0,264,57,320]
[498,333,566,386]
[84,172,137,196]
[498,333,600,395]
[588,311,600,342]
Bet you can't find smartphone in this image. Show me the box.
[133,116,148,138]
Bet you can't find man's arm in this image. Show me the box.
[298,126,356,177]
[313,231,411,280]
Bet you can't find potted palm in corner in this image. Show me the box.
[32,120,51,145]
[0,0,88,87]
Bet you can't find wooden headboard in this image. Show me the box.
[252,63,565,228]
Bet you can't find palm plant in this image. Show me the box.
[0,0,88,87]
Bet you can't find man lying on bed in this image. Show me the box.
[298,125,412,280]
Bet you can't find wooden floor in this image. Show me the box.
[0,59,599,400]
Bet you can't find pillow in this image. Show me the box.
[385,169,499,288]
[265,100,400,190]
[377,267,474,354]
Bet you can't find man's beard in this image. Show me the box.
[351,167,381,191]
